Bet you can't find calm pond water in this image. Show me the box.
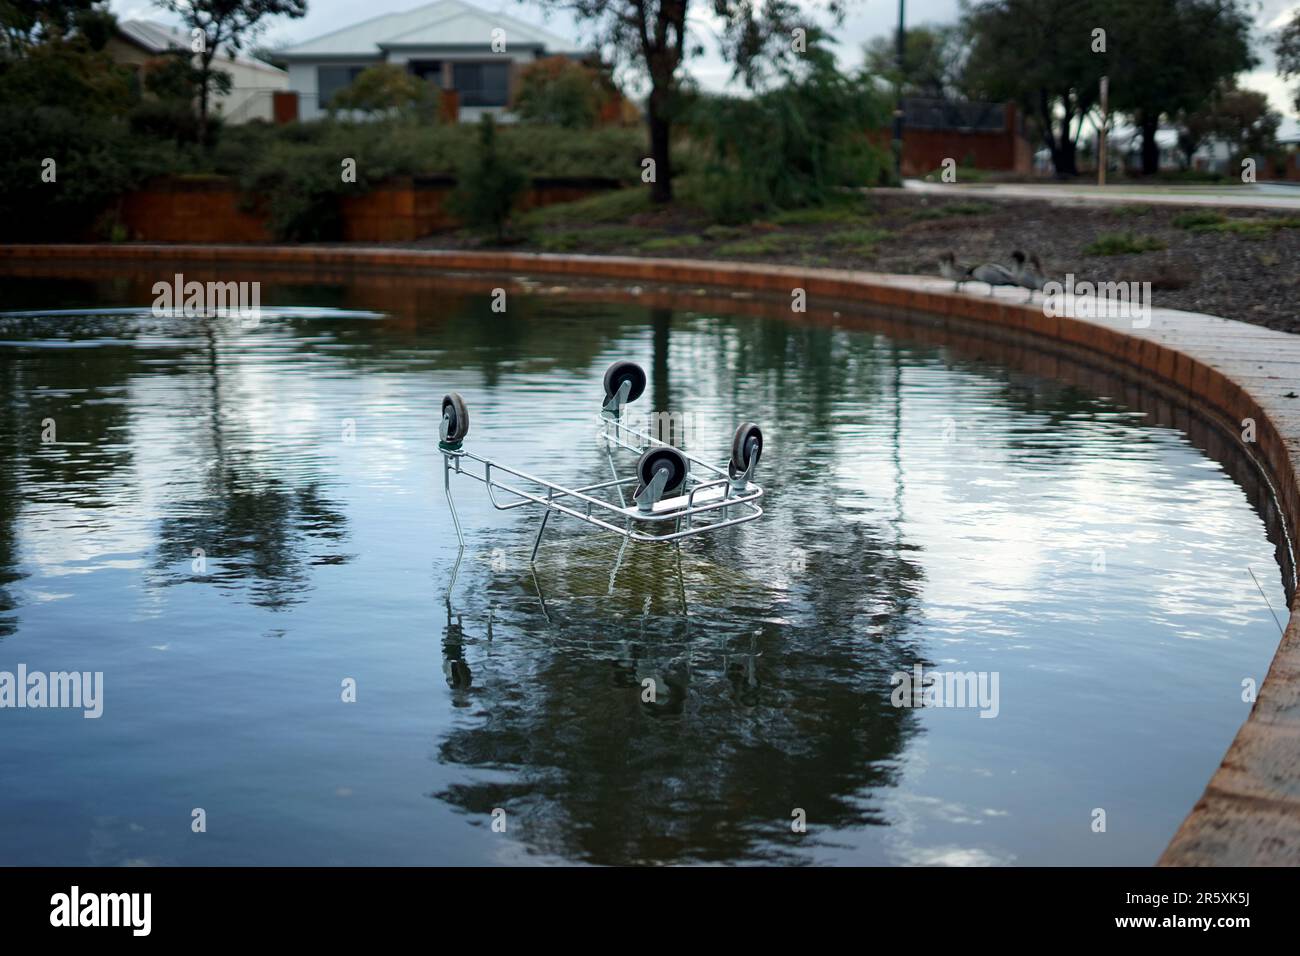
[0,274,1287,866]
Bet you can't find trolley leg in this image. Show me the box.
[608,520,631,593]
[530,508,551,564]
[445,543,464,600]
[606,446,626,508]
[444,455,465,549]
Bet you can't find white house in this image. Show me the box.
[108,20,288,124]
[275,0,582,122]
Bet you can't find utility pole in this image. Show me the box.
[1098,75,1109,187]
[893,0,905,183]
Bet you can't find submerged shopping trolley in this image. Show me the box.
[438,360,765,558]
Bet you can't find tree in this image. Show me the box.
[690,35,889,220]
[328,63,439,121]
[863,24,964,98]
[0,1,129,112]
[513,56,607,128]
[1176,83,1278,171]
[1277,10,1300,113]
[451,114,527,244]
[1,0,114,51]
[963,0,1104,177]
[530,0,845,203]
[156,0,307,146]
[1106,0,1254,175]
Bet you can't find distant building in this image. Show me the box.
[274,0,583,122]
[881,98,1034,176]
[106,19,288,124]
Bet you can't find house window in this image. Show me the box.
[408,60,442,87]
[317,66,365,107]
[453,62,509,107]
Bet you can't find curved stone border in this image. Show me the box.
[3,242,1299,865]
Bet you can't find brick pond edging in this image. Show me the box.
[3,243,1299,865]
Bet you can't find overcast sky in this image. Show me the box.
[109,0,1300,134]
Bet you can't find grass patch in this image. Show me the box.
[520,187,652,228]
[536,231,581,252]
[1113,203,1154,218]
[908,200,995,221]
[1172,210,1227,230]
[823,227,891,255]
[535,225,644,251]
[1178,214,1300,237]
[770,200,871,226]
[640,234,704,251]
[1084,232,1166,256]
[702,224,747,241]
[716,233,811,256]
[923,166,995,183]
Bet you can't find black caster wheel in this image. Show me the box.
[635,446,688,498]
[729,422,762,479]
[441,392,469,443]
[603,360,647,405]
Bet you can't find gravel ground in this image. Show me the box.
[416,190,1300,333]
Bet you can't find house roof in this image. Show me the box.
[277,0,579,59]
[117,19,286,76]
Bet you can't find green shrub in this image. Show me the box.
[328,64,439,122]
[0,106,176,241]
[449,115,528,243]
[686,37,890,224]
[513,57,607,128]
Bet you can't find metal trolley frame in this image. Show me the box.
[438,361,764,559]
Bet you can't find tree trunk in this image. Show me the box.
[1038,90,1077,178]
[198,49,215,149]
[1140,112,1160,175]
[647,88,672,204]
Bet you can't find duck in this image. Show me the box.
[1011,250,1047,301]
[967,260,1018,296]
[938,251,971,291]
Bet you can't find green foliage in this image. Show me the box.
[328,64,439,121]
[863,25,964,97]
[687,38,890,224]
[0,106,176,240]
[1172,210,1226,230]
[1278,10,1300,112]
[769,196,872,225]
[158,0,307,145]
[129,52,213,145]
[520,187,652,228]
[449,115,528,243]
[0,26,131,112]
[1174,213,1300,236]
[208,122,647,241]
[514,57,607,128]
[1084,232,1166,255]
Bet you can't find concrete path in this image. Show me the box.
[899,179,1300,211]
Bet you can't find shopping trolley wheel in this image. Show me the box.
[603,361,647,405]
[729,423,762,478]
[441,392,470,443]
[636,447,688,497]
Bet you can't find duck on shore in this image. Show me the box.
[967,260,1018,296]
[1011,250,1047,301]
[938,251,971,291]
